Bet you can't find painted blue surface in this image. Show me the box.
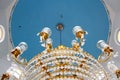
[11,0,109,61]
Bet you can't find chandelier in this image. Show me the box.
[1,26,120,80]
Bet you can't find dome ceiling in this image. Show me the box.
[11,0,110,60]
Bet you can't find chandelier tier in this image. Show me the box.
[1,26,120,80]
[25,45,108,80]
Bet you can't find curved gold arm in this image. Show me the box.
[10,49,28,66]
[12,55,28,66]
[98,52,113,63]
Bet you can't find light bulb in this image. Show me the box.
[73,26,83,35]
[97,40,108,51]
[16,42,28,54]
[7,42,28,60]
[72,26,87,40]
[10,42,28,58]
[37,27,52,42]
[71,40,80,51]
[71,40,78,46]
[41,27,52,37]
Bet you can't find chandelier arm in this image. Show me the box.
[98,52,113,63]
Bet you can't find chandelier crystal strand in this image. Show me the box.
[25,46,108,80]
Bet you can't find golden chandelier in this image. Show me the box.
[1,26,120,80]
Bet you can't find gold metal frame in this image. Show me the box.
[98,52,113,63]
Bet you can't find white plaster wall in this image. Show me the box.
[103,0,120,57]
[0,0,17,75]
